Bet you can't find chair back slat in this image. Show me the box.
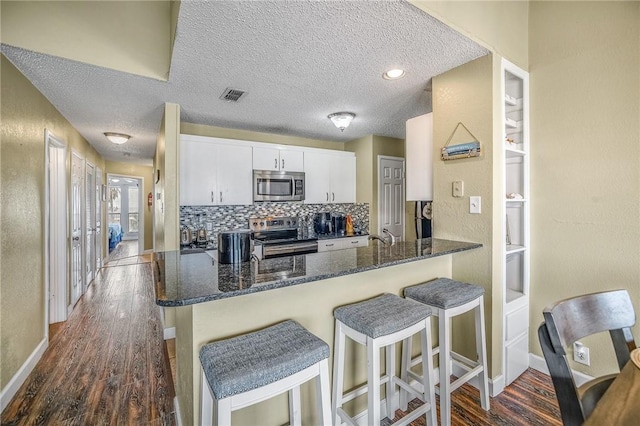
[543,289,636,351]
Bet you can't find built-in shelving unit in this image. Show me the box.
[501,59,530,385]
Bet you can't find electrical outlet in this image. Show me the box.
[573,341,590,366]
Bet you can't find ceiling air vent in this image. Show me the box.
[220,88,246,102]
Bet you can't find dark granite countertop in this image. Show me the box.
[153,238,482,307]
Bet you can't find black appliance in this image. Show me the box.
[313,212,332,235]
[332,213,346,236]
[218,229,252,264]
[250,216,318,259]
[415,201,432,239]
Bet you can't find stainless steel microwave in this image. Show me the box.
[253,170,305,202]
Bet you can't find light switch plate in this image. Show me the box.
[470,196,481,214]
[452,181,464,197]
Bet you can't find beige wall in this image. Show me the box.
[432,54,498,375]
[180,122,343,151]
[1,54,105,389]
[528,1,640,376]
[412,0,529,70]
[104,161,154,251]
[1,0,173,80]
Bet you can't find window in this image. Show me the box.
[128,187,139,232]
[108,187,121,224]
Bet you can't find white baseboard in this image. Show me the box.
[173,396,182,426]
[529,353,593,387]
[164,326,176,340]
[0,337,48,412]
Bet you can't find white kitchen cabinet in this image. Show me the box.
[501,58,530,385]
[304,151,356,204]
[317,236,369,252]
[180,136,252,206]
[253,146,304,172]
[405,113,433,201]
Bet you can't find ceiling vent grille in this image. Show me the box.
[220,88,246,102]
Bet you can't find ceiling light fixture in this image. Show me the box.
[383,68,406,80]
[104,132,131,144]
[328,112,356,132]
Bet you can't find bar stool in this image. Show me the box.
[331,293,437,426]
[199,320,332,426]
[402,278,490,426]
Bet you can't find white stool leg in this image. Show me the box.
[331,321,346,425]
[289,386,302,426]
[316,359,332,426]
[214,398,232,426]
[439,308,452,426]
[399,336,412,411]
[367,337,381,425]
[475,296,490,410]
[201,369,214,426]
[386,343,397,418]
[420,318,437,426]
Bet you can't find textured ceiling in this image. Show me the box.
[2,1,488,165]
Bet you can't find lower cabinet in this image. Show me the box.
[317,236,368,252]
[504,304,529,385]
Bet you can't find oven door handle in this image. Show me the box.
[264,242,318,256]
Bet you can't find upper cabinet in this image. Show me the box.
[501,59,530,386]
[405,113,433,201]
[180,136,253,206]
[253,146,304,172]
[304,150,356,204]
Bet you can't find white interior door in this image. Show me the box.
[378,156,405,241]
[95,168,103,270]
[85,163,95,287]
[70,152,84,308]
[47,132,68,324]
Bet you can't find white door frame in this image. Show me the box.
[95,167,104,270]
[377,155,406,241]
[44,130,68,327]
[85,161,96,290]
[106,173,145,255]
[70,150,85,312]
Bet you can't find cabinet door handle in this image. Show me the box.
[281,158,285,169]
[326,243,334,247]
[326,192,329,201]
[332,192,335,201]
[211,191,214,203]
[275,158,278,169]
[220,191,223,203]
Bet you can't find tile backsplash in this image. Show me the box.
[180,203,369,245]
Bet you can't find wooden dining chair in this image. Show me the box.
[538,289,637,426]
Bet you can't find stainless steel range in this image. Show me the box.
[249,216,317,259]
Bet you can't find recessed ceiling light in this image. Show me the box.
[383,68,406,80]
[112,178,120,183]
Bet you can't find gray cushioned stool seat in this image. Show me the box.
[404,278,484,309]
[199,320,329,400]
[334,293,432,338]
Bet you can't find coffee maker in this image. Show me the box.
[313,212,332,235]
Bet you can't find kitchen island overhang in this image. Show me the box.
[154,238,482,307]
[153,238,482,425]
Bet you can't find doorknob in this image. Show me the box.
[73,236,80,241]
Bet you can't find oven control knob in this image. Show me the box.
[286,220,290,226]
[252,221,258,227]
[260,221,264,226]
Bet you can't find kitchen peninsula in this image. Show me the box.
[154,238,481,424]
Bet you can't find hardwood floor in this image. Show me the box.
[1,258,175,426]
[385,368,562,425]
[2,247,562,426]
